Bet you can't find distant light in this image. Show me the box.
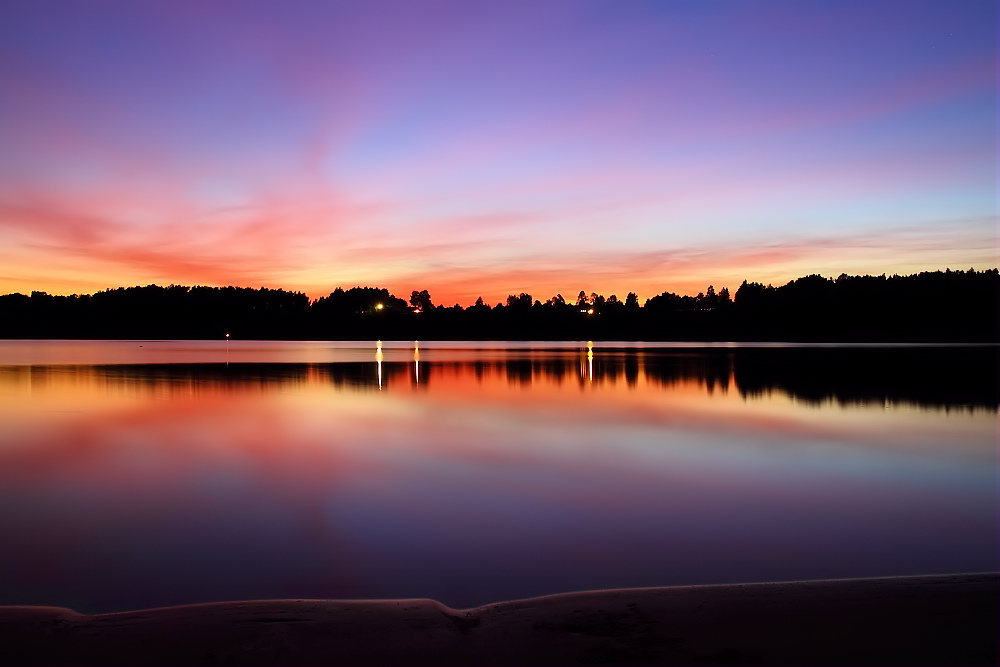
[376,340,383,389]
[376,303,384,310]
[587,309,594,314]
[225,333,230,339]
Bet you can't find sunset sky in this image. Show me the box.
[1,0,995,306]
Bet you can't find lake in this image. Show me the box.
[0,340,995,613]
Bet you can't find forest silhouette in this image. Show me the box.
[1,268,995,342]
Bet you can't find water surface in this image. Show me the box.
[0,340,995,612]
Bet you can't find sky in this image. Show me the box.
[0,0,995,306]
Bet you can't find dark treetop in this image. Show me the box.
[1,268,995,342]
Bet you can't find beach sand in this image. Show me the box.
[0,573,995,664]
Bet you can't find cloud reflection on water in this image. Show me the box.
[0,344,994,612]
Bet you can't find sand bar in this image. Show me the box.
[1,573,995,664]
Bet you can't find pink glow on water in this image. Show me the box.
[0,342,994,611]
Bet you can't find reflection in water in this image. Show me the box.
[587,340,593,382]
[6,345,988,411]
[0,343,995,613]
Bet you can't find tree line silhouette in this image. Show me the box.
[0,268,995,341]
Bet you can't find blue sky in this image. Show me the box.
[0,0,994,303]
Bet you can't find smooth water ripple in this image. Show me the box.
[0,341,995,612]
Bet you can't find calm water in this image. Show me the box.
[0,340,995,613]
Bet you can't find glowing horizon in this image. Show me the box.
[1,0,995,307]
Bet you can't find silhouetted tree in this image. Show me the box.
[2,269,996,341]
[315,286,405,315]
[734,280,771,306]
[409,290,434,311]
[506,293,532,309]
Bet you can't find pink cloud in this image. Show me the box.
[364,217,995,307]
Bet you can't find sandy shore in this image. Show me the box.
[1,573,995,664]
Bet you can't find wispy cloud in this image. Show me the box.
[0,1,994,301]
